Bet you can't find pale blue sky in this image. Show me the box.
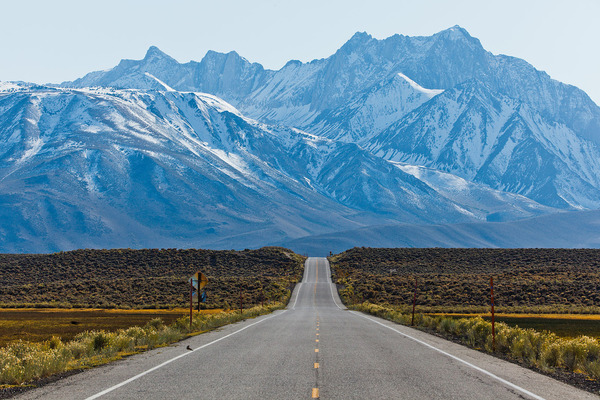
[1,0,599,104]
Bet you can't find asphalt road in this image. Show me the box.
[16,258,597,399]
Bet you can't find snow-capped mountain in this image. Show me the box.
[368,80,600,208]
[0,82,554,252]
[307,72,443,144]
[2,26,600,252]
[63,26,600,145]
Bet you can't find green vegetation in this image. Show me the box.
[0,247,304,309]
[330,247,600,312]
[0,302,287,386]
[352,303,600,382]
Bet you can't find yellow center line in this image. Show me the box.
[312,388,319,398]
[315,349,319,353]
[316,339,319,342]
[314,362,319,368]
[314,259,319,295]
[316,333,319,336]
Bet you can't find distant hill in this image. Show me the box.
[280,210,600,255]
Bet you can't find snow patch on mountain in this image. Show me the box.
[396,73,443,98]
[144,72,175,91]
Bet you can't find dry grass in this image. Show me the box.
[430,313,600,320]
[428,313,600,339]
[0,308,221,347]
[0,301,288,386]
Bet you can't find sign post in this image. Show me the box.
[189,277,193,330]
[188,271,209,330]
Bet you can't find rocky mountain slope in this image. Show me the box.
[0,82,553,252]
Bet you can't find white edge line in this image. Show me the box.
[85,310,286,400]
[329,283,343,310]
[290,258,311,310]
[350,311,546,400]
[290,282,302,310]
[323,258,344,310]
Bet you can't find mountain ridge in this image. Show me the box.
[60,26,600,145]
[1,26,598,252]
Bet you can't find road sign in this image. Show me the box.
[189,271,209,328]
[190,271,208,300]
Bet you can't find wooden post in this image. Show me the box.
[189,278,193,330]
[240,288,243,314]
[491,276,496,352]
[197,287,201,312]
[411,277,418,326]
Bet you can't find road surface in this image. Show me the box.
[16,258,597,399]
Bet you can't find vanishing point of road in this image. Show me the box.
[15,258,596,399]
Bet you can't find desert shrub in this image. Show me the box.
[92,332,110,351]
[46,336,63,350]
[0,341,69,384]
[145,317,165,330]
[540,341,562,371]
[111,333,135,353]
[562,337,592,371]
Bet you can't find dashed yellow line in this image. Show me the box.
[314,362,319,368]
[312,388,319,398]
[314,260,319,295]
[315,339,319,342]
[315,348,319,353]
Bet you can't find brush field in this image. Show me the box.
[330,247,600,313]
[0,247,304,310]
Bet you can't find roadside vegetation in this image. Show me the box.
[0,302,287,387]
[0,308,219,347]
